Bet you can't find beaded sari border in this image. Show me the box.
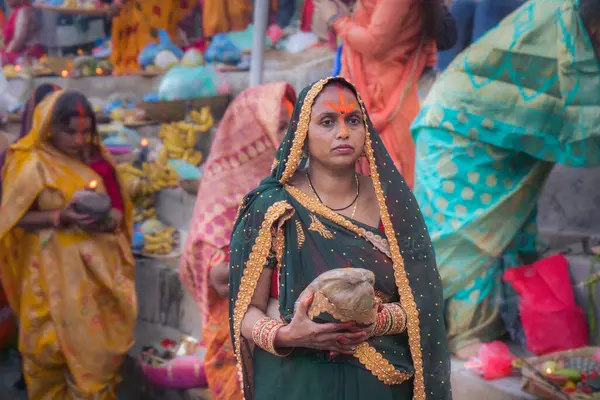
[231,201,293,397]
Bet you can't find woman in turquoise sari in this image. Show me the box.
[411,0,600,359]
[228,77,450,400]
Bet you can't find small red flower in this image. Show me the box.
[161,339,176,348]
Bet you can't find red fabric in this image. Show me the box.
[88,158,124,212]
[503,254,589,355]
[3,3,27,46]
[1,3,44,65]
[0,284,16,350]
[300,0,314,32]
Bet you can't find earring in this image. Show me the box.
[301,149,308,160]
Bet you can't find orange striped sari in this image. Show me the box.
[334,0,437,188]
[180,83,295,400]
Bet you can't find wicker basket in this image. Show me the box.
[137,95,231,123]
[521,347,600,400]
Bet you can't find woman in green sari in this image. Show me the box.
[411,0,600,359]
[228,77,451,400]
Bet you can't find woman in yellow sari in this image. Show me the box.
[0,90,137,399]
[110,0,192,74]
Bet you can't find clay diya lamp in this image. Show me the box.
[73,180,112,221]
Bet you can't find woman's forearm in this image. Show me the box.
[239,267,274,340]
[16,210,58,231]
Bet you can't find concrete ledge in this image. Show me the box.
[7,47,334,101]
[135,257,201,338]
[156,188,197,232]
[451,359,534,400]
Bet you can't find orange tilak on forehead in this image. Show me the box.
[326,88,356,115]
[326,88,357,136]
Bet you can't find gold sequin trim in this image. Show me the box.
[308,214,335,239]
[279,78,330,184]
[357,227,391,258]
[295,220,305,250]
[358,96,425,399]
[285,184,413,386]
[232,201,293,396]
[353,342,413,385]
[308,290,378,325]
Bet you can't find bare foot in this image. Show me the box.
[454,342,482,361]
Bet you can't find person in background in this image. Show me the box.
[0,83,60,198]
[1,0,44,65]
[412,0,600,360]
[0,90,137,399]
[180,82,296,400]
[0,82,60,391]
[110,0,192,74]
[202,0,252,38]
[437,0,526,71]
[315,0,443,188]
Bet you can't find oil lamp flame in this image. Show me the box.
[140,138,149,147]
[14,65,21,72]
[96,67,103,75]
[61,70,69,78]
[88,180,98,190]
[545,368,552,375]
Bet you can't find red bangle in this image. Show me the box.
[370,303,407,337]
[251,317,288,357]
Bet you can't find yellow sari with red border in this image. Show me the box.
[0,91,137,399]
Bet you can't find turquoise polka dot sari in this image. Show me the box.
[411,0,600,352]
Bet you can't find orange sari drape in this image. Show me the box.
[180,83,295,400]
[0,92,137,399]
[202,0,252,38]
[111,0,192,74]
[334,0,437,188]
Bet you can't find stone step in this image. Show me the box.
[451,359,534,400]
[6,47,335,102]
[156,188,197,232]
[538,165,600,238]
[135,257,201,338]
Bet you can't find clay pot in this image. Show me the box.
[302,268,378,327]
[73,190,111,220]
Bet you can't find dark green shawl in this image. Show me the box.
[229,77,451,400]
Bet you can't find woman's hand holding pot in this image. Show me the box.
[274,288,369,355]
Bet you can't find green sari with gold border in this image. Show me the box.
[229,77,451,400]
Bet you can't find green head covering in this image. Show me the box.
[229,77,450,400]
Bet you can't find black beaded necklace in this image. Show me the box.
[305,170,360,213]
